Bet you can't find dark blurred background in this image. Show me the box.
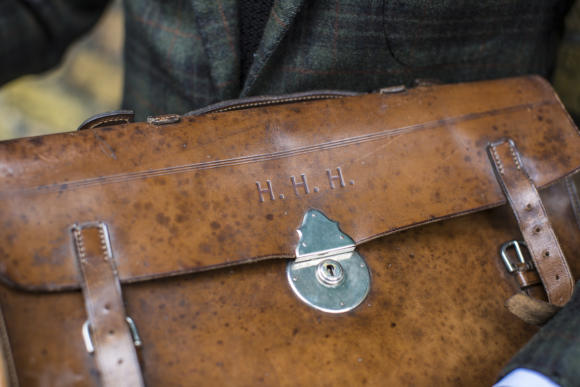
[0,1,123,140]
[0,0,578,140]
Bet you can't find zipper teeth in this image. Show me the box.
[213,94,345,113]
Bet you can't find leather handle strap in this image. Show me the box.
[0,303,18,387]
[72,222,144,387]
[488,139,574,306]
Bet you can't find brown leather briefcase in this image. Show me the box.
[0,76,578,386]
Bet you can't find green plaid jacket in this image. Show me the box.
[1,0,580,384]
[1,0,579,120]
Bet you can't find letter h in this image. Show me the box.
[327,167,346,189]
[256,180,275,203]
[291,174,310,196]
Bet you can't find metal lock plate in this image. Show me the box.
[287,209,371,313]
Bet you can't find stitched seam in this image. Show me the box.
[73,228,87,263]
[490,145,504,175]
[508,143,521,170]
[88,117,131,129]
[98,225,109,262]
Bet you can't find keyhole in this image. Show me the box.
[316,259,345,287]
[326,264,335,277]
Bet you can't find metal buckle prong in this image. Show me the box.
[500,240,531,273]
[82,320,94,354]
[82,317,142,354]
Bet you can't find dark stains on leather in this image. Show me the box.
[175,214,189,224]
[156,213,170,226]
[216,225,236,244]
[27,137,44,147]
[153,177,167,186]
[199,243,212,254]
[0,77,579,296]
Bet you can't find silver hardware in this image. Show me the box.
[500,240,532,273]
[294,210,356,263]
[125,317,143,347]
[316,259,345,287]
[147,114,181,125]
[287,209,370,313]
[82,320,94,354]
[82,317,142,354]
[379,85,406,94]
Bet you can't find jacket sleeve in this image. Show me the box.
[0,0,110,86]
[498,281,580,387]
[553,0,580,125]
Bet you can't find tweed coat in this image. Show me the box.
[0,0,577,120]
[0,0,579,385]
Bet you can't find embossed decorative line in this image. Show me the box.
[4,100,555,195]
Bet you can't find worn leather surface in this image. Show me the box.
[0,76,579,386]
[1,186,579,386]
[0,76,578,291]
[72,223,143,387]
[489,140,575,305]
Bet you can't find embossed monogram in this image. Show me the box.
[256,167,354,203]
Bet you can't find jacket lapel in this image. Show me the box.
[191,0,240,100]
[240,0,306,96]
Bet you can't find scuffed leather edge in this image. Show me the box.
[2,172,577,294]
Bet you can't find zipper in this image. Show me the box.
[186,90,361,116]
[212,94,349,113]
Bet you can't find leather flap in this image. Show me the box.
[0,76,578,291]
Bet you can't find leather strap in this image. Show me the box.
[72,223,144,387]
[77,110,134,131]
[0,304,18,387]
[512,262,546,302]
[488,139,574,306]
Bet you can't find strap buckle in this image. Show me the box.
[500,240,533,273]
[82,317,142,354]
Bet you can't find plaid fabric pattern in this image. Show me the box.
[1,0,577,119]
[250,0,570,97]
[498,282,580,387]
[554,0,580,123]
